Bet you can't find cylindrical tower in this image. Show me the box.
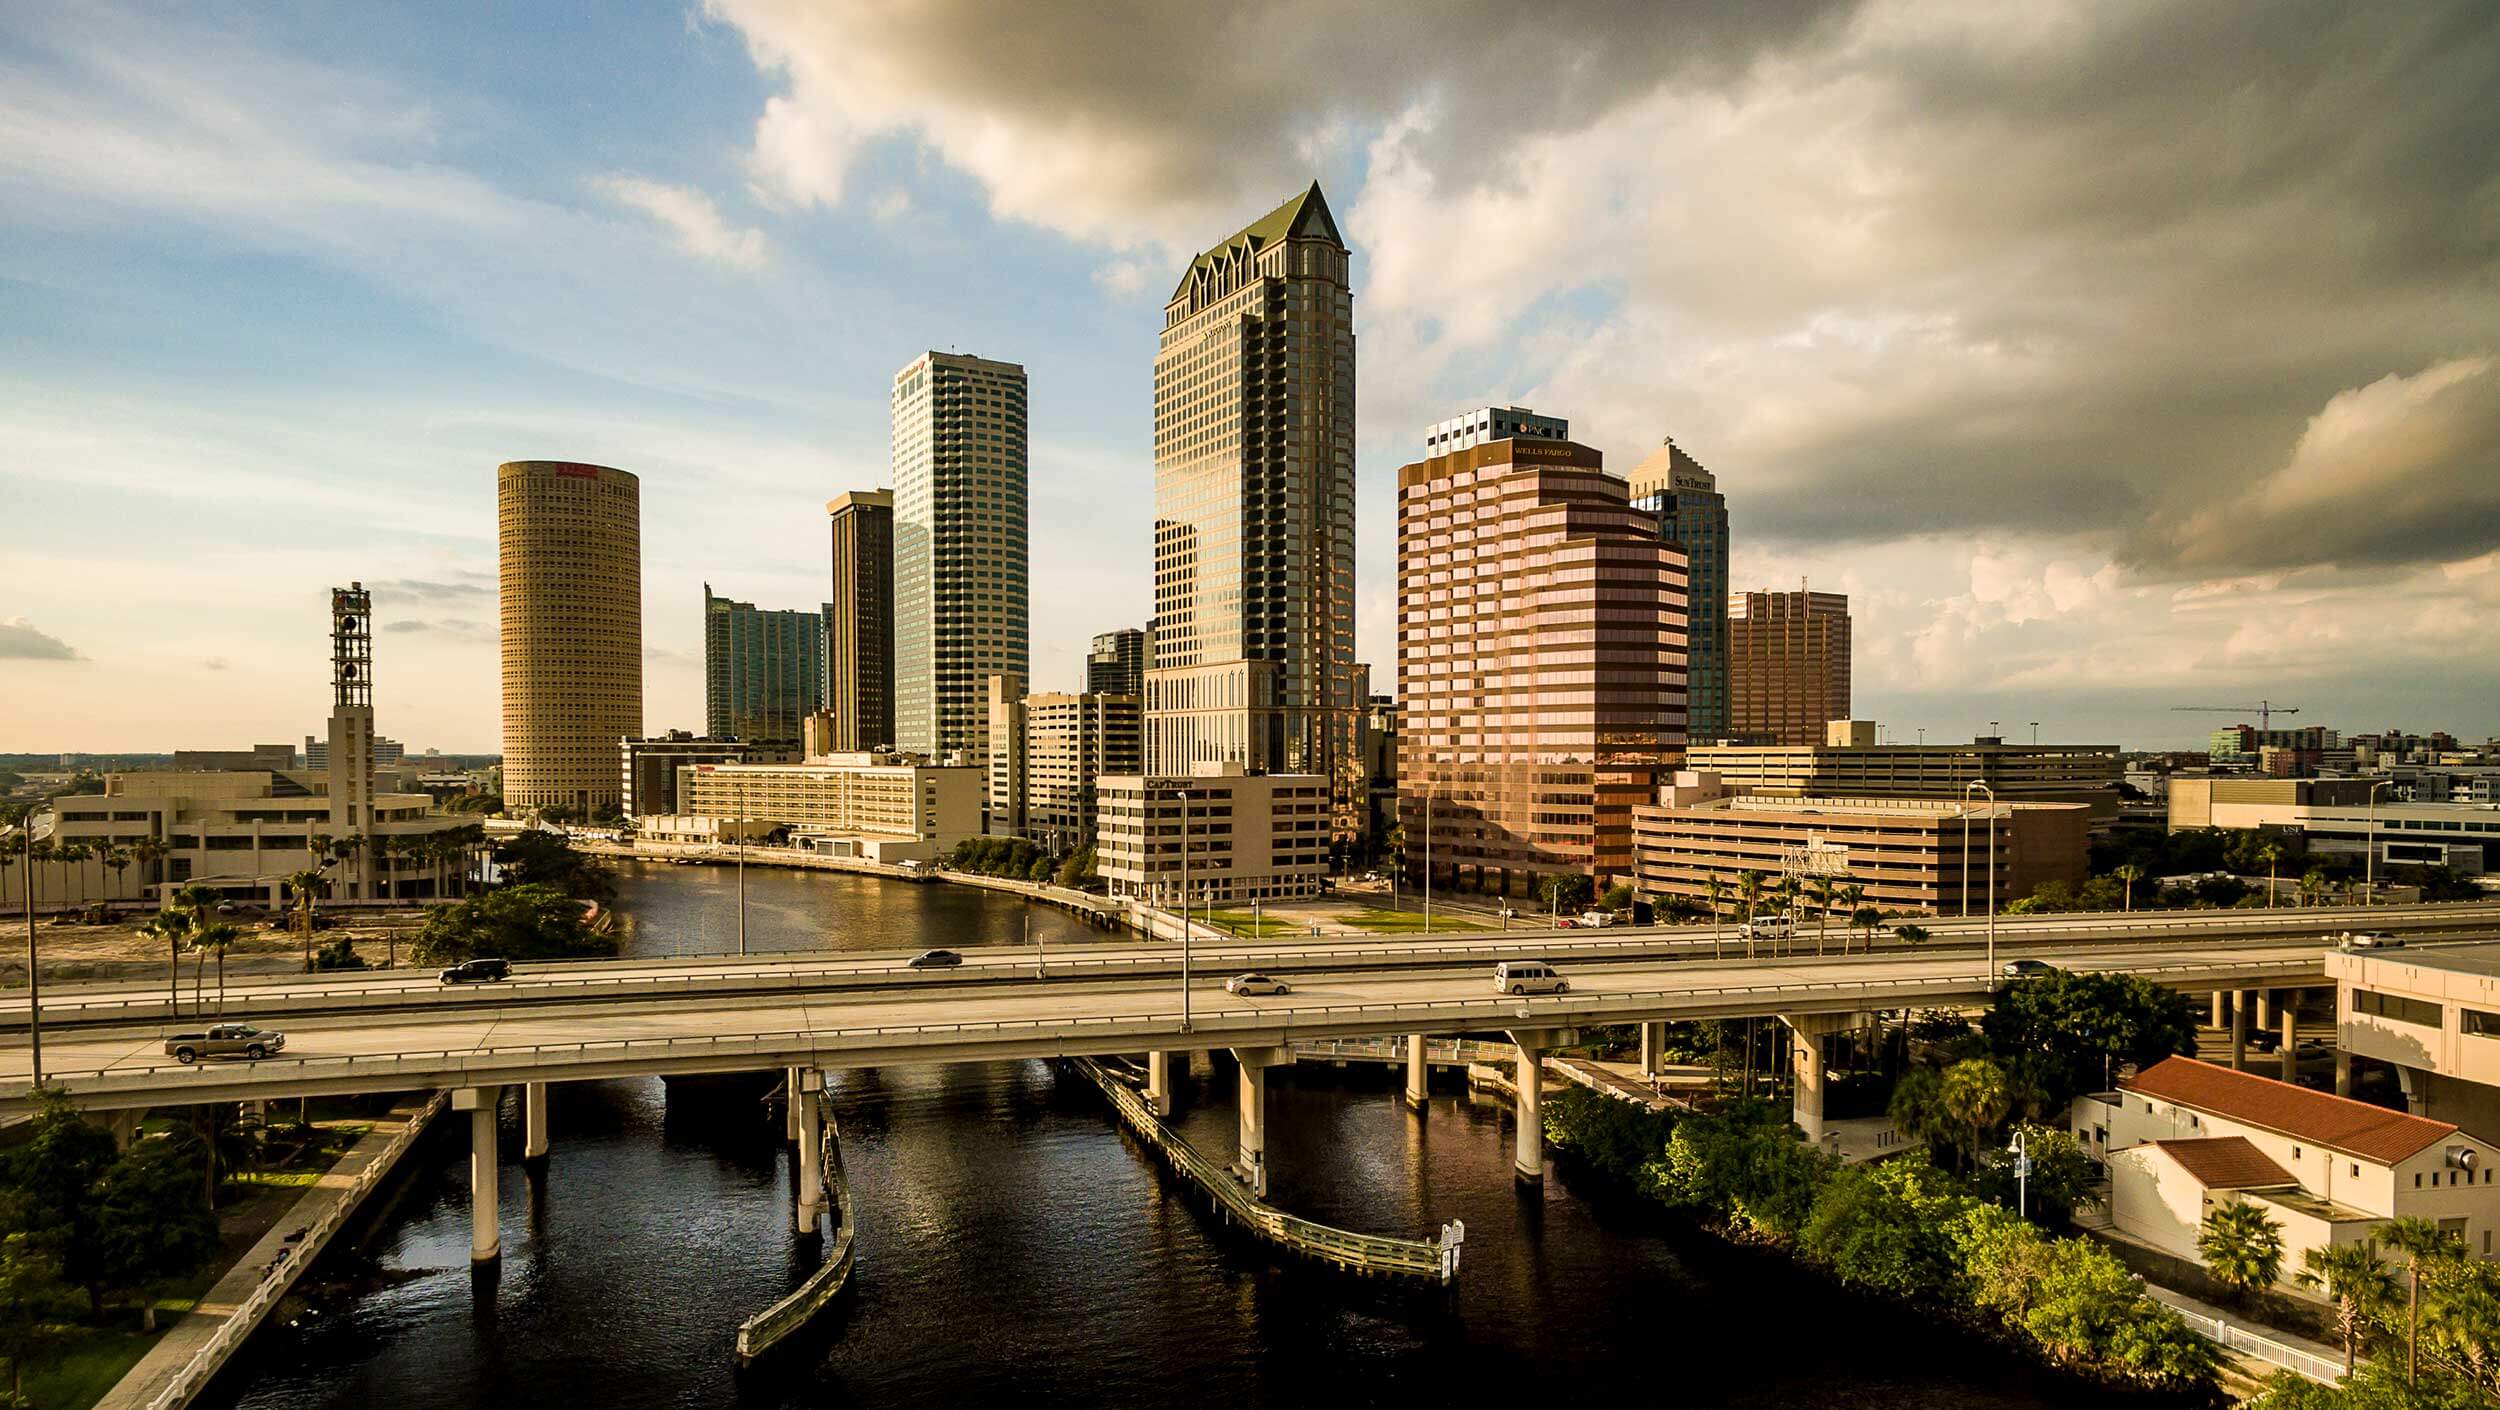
[498,461,641,816]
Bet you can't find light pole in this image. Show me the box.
[2366,780,2392,907]
[1966,782,1997,980]
[2009,1127,2030,1220]
[1174,785,1192,1032]
[2029,721,2040,746]
[735,774,748,957]
[22,820,39,1088]
[1423,778,1439,935]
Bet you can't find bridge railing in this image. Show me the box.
[735,1111,858,1362]
[1291,1036,1517,1066]
[35,953,2333,1105]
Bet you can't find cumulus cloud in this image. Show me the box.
[0,618,83,660]
[591,173,770,269]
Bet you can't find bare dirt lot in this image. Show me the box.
[2,908,431,988]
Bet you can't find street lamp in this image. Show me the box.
[21,819,39,1087]
[1965,782,1998,980]
[1423,777,1441,936]
[2029,721,2040,746]
[1172,785,1192,1032]
[735,773,748,957]
[2366,780,2392,907]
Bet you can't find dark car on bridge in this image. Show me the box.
[2000,959,2058,981]
[439,958,513,985]
[909,949,964,969]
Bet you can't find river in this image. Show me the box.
[197,863,2179,1409]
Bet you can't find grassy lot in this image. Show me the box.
[1200,910,1303,939]
[1338,906,1487,935]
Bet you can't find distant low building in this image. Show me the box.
[1094,763,1331,905]
[670,752,984,863]
[620,731,751,818]
[985,677,1141,852]
[2168,776,2500,875]
[1691,724,2123,823]
[173,745,297,773]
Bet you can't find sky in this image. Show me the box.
[1,0,2496,755]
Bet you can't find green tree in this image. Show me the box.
[2113,862,2145,912]
[2382,1215,2463,1388]
[1850,905,1883,956]
[312,937,367,971]
[1807,875,1837,955]
[1940,1058,2013,1171]
[91,1135,218,1329]
[5,1090,115,1311]
[1887,1065,1962,1164]
[1894,922,1932,948]
[195,918,241,1016]
[2302,1236,2399,1378]
[284,868,331,972]
[1646,1107,1832,1239]
[2198,1200,2286,1305]
[1736,870,1765,954]
[1798,1154,1970,1296]
[412,884,618,965]
[2256,839,2284,907]
[141,907,193,1021]
[1536,872,1595,917]
[490,831,614,900]
[1601,881,1635,912]
[1702,875,1727,957]
[1981,969,2198,1106]
[0,1232,81,1400]
[1977,1124,2099,1229]
[1541,1085,1676,1178]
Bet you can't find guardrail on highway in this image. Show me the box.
[17,952,2334,1113]
[1073,1058,1459,1282]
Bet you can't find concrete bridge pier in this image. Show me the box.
[2280,1004,2299,1082]
[792,1067,826,1231]
[455,1085,503,1262]
[1404,1035,1429,1109]
[1229,1046,1293,1198]
[1146,1050,1175,1118]
[1504,1029,1576,1185]
[1781,1014,1847,1145]
[2256,989,2274,1030]
[2230,991,2249,1071]
[523,1081,550,1163]
[1640,1022,1664,1078]
[2211,990,2227,1029]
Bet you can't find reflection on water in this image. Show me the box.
[605,860,1106,958]
[205,1055,2176,1410]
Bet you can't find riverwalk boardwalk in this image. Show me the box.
[96,1093,443,1410]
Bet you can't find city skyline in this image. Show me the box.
[3,3,2498,753]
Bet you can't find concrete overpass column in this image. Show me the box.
[2211,990,2226,1029]
[2256,989,2274,1030]
[2280,1004,2299,1082]
[784,1067,802,1141]
[523,1081,550,1162]
[455,1086,502,1262]
[1404,1035,1428,1109]
[1146,1050,1175,1118]
[1640,1022,1663,1078]
[794,1069,825,1231]
[2230,992,2249,1071]
[1502,1030,1574,1185]
[1229,1046,1292,1199]
[2335,1048,2353,1097]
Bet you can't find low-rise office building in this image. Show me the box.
[1630,771,2089,915]
[2169,777,2500,875]
[621,731,752,818]
[1094,763,1330,905]
[985,679,1141,852]
[1691,723,2122,823]
[2329,944,2500,1147]
[2074,1057,2500,1275]
[5,770,462,908]
[670,752,983,863]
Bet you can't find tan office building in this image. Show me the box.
[673,753,984,863]
[1726,589,1849,746]
[825,489,895,752]
[1396,435,1688,894]
[1095,763,1331,904]
[1145,184,1363,843]
[1692,724,2122,822]
[891,354,1027,765]
[499,460,641,814]
[987,679,1142,852]
[1630,771,2089,916]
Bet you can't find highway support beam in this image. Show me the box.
[2280,1002,2299,1083]
[1146,1050,1175,1118]
[523,1081,550,1163]
[2230,991,2249,1071]
[2335,1047,2353,1097]
[1640,1022,1664,1078]
[2257,989,2274,1031]
[792,1067,825,1232]
[1229,1046,1293,1199]
[1781,1014,1848,1146]
[454,1085,503,1263]
[1404,1035,1429,1109]
[2212,990,2226,1029]
[1504,1029,1577,1186]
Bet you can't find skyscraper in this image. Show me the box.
[498,460,641,815]
[1629,438,1729,742]
[1086,628,1146,696]
[702,585,825,747]
[1146,182,1361,840]
[1727,589,1851,746]
[891,352,1028,764]
[825,488,895,752]
[1396,436,1687,893]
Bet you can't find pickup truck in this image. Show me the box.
[164,1024,287,1064]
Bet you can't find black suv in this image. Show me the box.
[439,957,513,985]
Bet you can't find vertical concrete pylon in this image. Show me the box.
[794,1069,825,1231]
[2230,992,2250,1071]
[1404,1035,1429,1109]
[1509,1034,1545,1185]
[1229,1046,1293,1198]
[455,1085,502,1262]
[523,1081,550,1162]
[2280,1003,2299,1083]
[1146,1050,1174,1118]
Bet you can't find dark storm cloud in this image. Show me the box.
[0,619,82,660]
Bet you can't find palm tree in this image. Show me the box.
[2299,868,2328,909]
[2423,1269,2500,1395]
[2113,862,2145,912]
[1939,1057,2012,1170]
[1736,870,1765,958]
[1851,905,1883,956]
[196,918,241,1015]
[171,884,221,1014]
[54,840,89,910]
[2381,1215,2459,1386]
[130,836,167,906]
[2256,841,2284,907]
[1836,883,1868,952]
[24,838,53,911]
[330,834,365,901]
[142,907,194,1019]
[1703,875,1726,958]
[2198,1201,2285,1305]
[0,844,16,911]
[1773,877,1803,955]
[1893,922,1932,947]
[284,870,331,971]
[1808,876,1837,956]
[2301,1236,2398,1378]
[95,840,130,910]
[372,833,396,902]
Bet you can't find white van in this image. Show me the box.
[1741,912,1795,942]
[1578,911,1617,928]
[1493,961,1570,996]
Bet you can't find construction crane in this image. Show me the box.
[2173,701,2302,730]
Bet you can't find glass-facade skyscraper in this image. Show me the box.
[1630,439,1730,743]
[703,585,825,748]
[890,351,1029,764]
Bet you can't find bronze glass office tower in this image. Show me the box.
[1146,182,1361,841]
[1727,589,1851,746]
[1629,439,1729,743]
[826,489,895,751]
[498,460,641,814]
[1396,437,1688,892]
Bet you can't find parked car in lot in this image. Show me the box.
[438,957,512,985]
[2338,931,2404,951]
[1494,961,1569,996]
[2001,958,2058,980]
[1225,973,1290,996]
[165,1023,287,1064]
[909,949,964,969]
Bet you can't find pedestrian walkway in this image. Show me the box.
[97,1094,444,1410]
[2141,1282,2351,1385]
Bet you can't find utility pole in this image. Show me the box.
[23,821,39,1087]
[1176,786,1191,1032]
[736,774,747,956]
